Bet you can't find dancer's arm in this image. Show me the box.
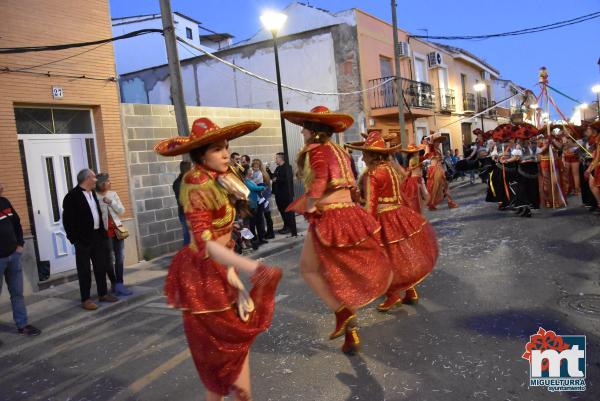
[206,241,259,274]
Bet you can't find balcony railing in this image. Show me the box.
[488,100,497,117]
[463,93,476,113]
[369,76,435,110]
[477,96,488,113]
[438,88,456,113]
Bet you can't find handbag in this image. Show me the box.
[115,225,129,240]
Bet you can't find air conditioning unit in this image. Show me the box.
[396,42,410,58]
[427,51,443,68]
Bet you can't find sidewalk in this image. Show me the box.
[0,219,306,354]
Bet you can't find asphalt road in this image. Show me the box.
[1,182,599,401]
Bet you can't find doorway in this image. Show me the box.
[15,107,98,274]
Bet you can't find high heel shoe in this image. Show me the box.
[376,293,402,312]
[341,327,361,356]
[330,305,356,339]
[402,287,419,305]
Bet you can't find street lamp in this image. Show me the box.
[473,83,486,131]
[260,10,297,235]
[592,84,600,119]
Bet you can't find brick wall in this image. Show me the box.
[0,0,132,231]
[122,104,284,259]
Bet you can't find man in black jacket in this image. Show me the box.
[62,169,118,310]
[0,183,41,336]
[269,153,297,236]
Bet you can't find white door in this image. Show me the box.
[23,137,90,274]
[438,68,449,108]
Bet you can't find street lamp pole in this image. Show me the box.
[262,11,296,235]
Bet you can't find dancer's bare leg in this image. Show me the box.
[205,390,223,401]
[572,162,581,193]
[300,231,342,311]
[230,355,251,401]
[589,176,600,204]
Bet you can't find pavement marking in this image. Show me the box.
[126,349,191,395]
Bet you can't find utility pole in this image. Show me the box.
[159,0,189,136]
[391,0,408,145]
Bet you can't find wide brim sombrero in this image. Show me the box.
[513,123,538,140]
[154,119,261,156]
[282,106,354,133]
[345,141,402,154]
[426,132,446,144]
[492,124,513,142]
[399,144,426,154]
[483,130,494,140]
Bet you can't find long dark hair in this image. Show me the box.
[296,130,333,179]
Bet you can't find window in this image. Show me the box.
[45,157,60,223]
[186,27,193,40]
[460,74,467,97]
[63,156,74,191]
[14,108,93,134]
[379,56,393,78]
[85,139,98,172]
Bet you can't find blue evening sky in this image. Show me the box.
[109,0,600,118]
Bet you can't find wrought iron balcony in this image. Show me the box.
[463,93,476,113]
[488,100,497,117]
[438,88,456,113]
[477,96,489,112]
[368,76,435,110]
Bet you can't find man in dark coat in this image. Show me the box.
[269,153,297,236]
[62,169,118,310]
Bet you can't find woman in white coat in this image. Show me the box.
[96,174,132,296]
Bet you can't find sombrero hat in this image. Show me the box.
[513,123,538,140]
[426,132,446,144]
[491,124,513,142]
[400,143,426,154]
[345,131,402,154]
[155,118,261,156]
[360,131,398,142]
[473,128,484,137]
[483,130,494,140]
[281,105,354,133]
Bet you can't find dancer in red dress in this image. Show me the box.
[155,118,282,401]
[424,134,458,210]
[584,120,600,208]
[538,128,567,208]
[282,106,392,355]
[346,132,438,312]
[399,144,428,215]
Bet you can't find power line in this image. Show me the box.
[410,11,600,40]
[0,28,163,54]
[0,42,111,75]
[0,67,115,81]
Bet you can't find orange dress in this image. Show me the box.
[539,143,567,208]
[363,162,438,294]
[425,146,447,208]
[401,158,426,214]
[164,166,279,396]
[300,141,390,308]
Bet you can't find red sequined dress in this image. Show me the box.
[362,162,438,294]
[164,166,279,396]
[424,145,447,208]
[297,141,391,308]
[400,158,426,214]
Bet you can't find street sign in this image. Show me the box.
[52,86,64,99]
